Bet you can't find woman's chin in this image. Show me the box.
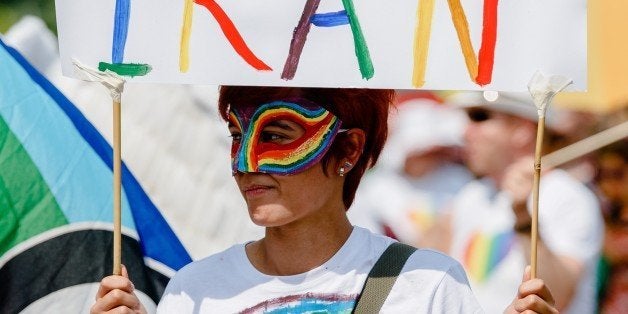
[250,218,289,228]
[248,206,290,227]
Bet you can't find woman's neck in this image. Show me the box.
[245,210,353,276]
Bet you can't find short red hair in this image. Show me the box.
[218,86,394,209]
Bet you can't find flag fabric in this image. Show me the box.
[0,38,192,313]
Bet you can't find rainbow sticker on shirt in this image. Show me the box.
[240,293,357,314]
[230,100,342,175]
[463,230,515,282]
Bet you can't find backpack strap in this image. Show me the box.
[352,242,417,313]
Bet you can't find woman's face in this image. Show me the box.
[228,100,345,227]
[233,161,343,227]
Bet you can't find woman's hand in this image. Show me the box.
[504,266,558,314]
[90,265,147,314]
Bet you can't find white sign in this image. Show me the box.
[55,0,586,91]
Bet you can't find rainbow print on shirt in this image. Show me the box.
[240,293,357,314]
[463,230,514,282]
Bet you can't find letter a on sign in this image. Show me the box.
[282,0,374,80]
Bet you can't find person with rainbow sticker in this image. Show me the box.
[91,86,558,313]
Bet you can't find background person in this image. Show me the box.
[349,93,473,247]
[429,91,605,313]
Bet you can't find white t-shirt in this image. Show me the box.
[157,226,482,313]
[349,164,473,243]
[450,170,604,314]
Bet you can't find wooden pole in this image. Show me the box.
[544,120,628,169]
[527,71,572,279]
[530,116,545,279]
[69,60,125,276]
[113,99,122,276]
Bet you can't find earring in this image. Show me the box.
[338,161,353,177]
[338,167,345,177]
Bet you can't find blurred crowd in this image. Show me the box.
[3,14,627,314]
[350,90,627,313]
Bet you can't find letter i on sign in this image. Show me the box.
[99,0,152,77]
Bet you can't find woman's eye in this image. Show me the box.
[230,133,242,141]
[260,132,286,143]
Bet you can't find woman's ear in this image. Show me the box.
[343,128,366,166]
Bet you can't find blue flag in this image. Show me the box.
[0,38,192,313]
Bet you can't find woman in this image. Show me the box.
[92,86,557,313]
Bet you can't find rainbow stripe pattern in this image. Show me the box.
[463,230,514,282]
[230,100,342,175]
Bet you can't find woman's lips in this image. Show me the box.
[243,185,273,198]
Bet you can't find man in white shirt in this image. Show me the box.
[427,92,604,313]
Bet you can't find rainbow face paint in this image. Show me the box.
[229,99,342,175]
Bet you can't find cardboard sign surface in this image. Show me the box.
[56,0,586,90]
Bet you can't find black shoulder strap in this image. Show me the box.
[352,242,417,314]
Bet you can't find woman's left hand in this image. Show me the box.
[504,266,558,314]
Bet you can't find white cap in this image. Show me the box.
[380,98,468,170]
[446,91,561,129]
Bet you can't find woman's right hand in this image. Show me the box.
[504,266,559,314]
[90,265,147,314]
